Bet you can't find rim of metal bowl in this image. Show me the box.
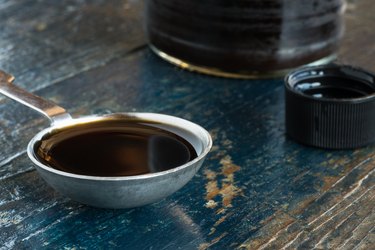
[27,112,212,181]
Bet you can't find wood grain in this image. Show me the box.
[0,0,374,249]
[0,0,145,92]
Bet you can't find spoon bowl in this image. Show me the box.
[0,70,212,208]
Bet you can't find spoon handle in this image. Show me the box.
[0,70,72,125]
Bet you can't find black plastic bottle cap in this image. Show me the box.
[285,64,375,149]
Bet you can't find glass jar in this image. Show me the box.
[145,0,345,78]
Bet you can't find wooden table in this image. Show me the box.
[0,0,374,249]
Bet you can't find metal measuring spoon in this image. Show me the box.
[0,70,212,208]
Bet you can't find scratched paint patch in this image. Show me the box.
[237,150,375,249]
[204,155,242,209]
[198,232,228,250]
[200,130,242,249]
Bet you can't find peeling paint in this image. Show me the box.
[237,151,375,249]
[214,213,231,227]
[204,155,242,208]
[205,200,218,209]
[204,174,220,201]
[220,183,241,207]
[199,232,228,250]
[201,131,243,247]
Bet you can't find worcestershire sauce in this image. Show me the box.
[35,120,197,177]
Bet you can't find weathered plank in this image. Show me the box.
[0,48,374,249]
[0,0,374,249]
[238,150,375,249]
[0,0,145,92]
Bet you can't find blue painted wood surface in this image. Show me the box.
[0,0,374,249]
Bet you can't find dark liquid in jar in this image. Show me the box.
[146,0,344,73]
[35,120,197,177]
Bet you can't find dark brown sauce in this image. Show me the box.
[35,120,197,177]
